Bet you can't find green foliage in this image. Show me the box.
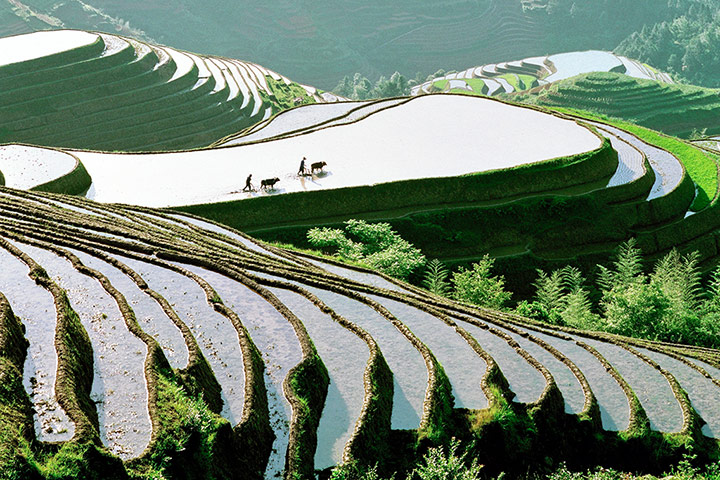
[307,220,426,280]
[422,259,450,296]
[333,72,410,100]
[127,373,226,480]
[328,464,386,480]
[600,281,670,339]
[597,242,720,345]
[518,266,600,329]
[408,439,483,480]
[615,3,720,88]
[329,439,483,480]
[597,238,645,291]
[515,239,720,347]
[701,264,720,312]
[264,75,314,112]
[549,455,720,480]
[690,128,709,140]
[451,255,511,309]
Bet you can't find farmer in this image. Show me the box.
[298,157,307,176]
[242,173,253,192]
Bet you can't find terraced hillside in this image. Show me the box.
[511,72,720,138]
[0,186,718,479]
[410,50,672,97]
[0,29,341,152]
[4,0,704,91]
[4,83,718,296]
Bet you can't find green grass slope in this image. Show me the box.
[509,72,720,138]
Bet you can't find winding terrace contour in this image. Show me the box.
[0,187,718,478]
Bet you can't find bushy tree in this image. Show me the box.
[600,281,670,339]
[451,255,511,309]
[307,220,425,280]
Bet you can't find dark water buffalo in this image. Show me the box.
[260,177,280,190]
[311,161,327,173]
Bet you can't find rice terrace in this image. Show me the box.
[1,1,720,479]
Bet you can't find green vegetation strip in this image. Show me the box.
[548,109,719,211]
[0,294,35,476]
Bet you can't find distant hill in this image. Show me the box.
[410,50,673,97]
[1,0,718,89]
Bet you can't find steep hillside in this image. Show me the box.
[69,95,604,207]
[0,29,340,152]
[1,25,720,479]
[3,81,718,298]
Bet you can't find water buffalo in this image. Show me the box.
[260,177,280,190]
[311,161,327,173]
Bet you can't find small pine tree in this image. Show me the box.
[533,269,565,320]
[523,266,599,328]
[597,239,644,292]
[423,259,450,296]
[702,265,720,313]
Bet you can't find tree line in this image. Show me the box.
[306,220,720,349]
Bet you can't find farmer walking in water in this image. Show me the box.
[242,173,254,192]
[298,157,307,176]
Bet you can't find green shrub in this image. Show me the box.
[328,464,385,480]
[408,439,483,480]
[549,455,720,480]
[307,220,426,280]
[600,281,670,339]
[451,255,511,309]
[597,242,720,346]
[513,239,720,347]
